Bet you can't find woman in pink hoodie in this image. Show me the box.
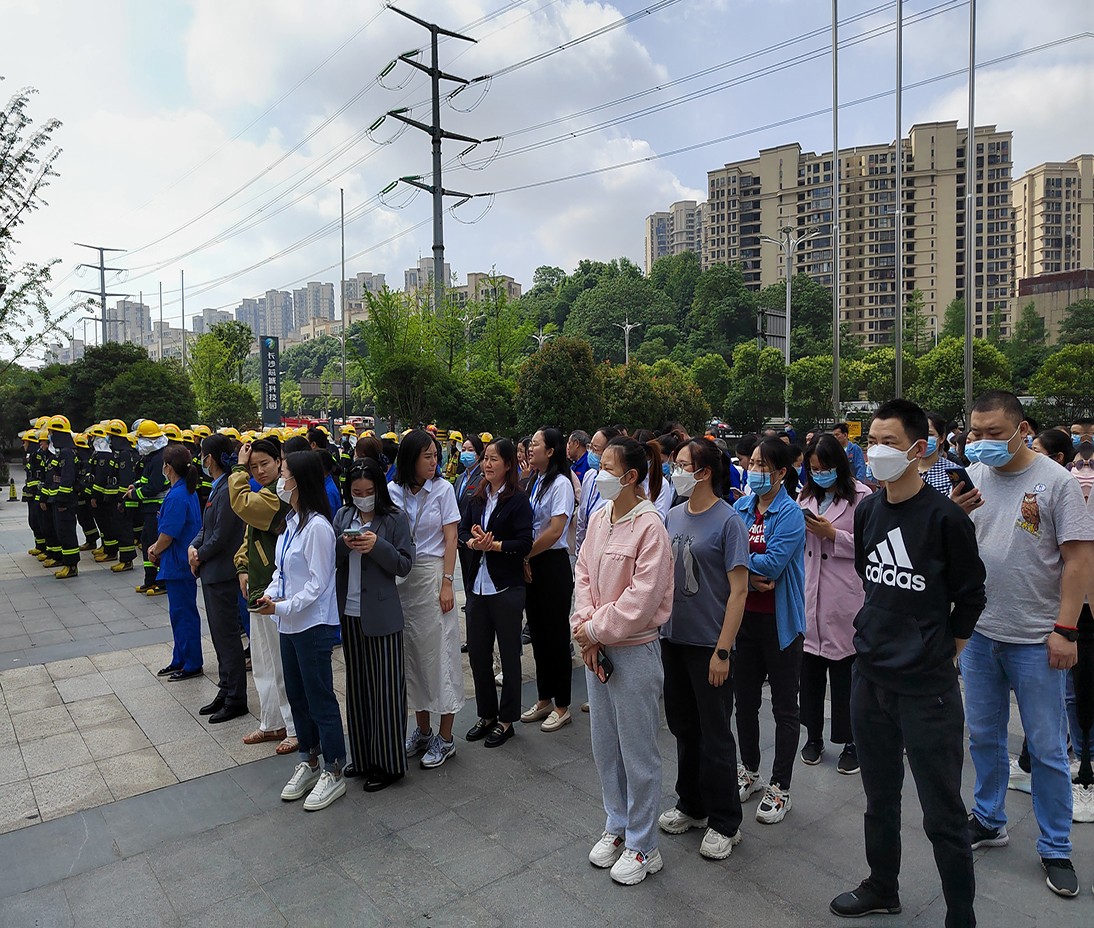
[571,437,674,887]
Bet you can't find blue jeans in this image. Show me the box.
[280,623,346,771]
[960,631,1072,858]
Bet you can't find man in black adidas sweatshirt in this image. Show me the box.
[830,399,986,928]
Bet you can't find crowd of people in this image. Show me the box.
[14,399,1094,919]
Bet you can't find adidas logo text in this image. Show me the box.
[866,527,926,592]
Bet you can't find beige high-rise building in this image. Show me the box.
[452,272,523,307]
[644,200,704,273]
[1013,154,1094,279]
[703,121,1014,346]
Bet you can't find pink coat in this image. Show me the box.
[570,499,673,647]
[799,483,872,660]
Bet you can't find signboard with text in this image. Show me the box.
[259,336,281,428]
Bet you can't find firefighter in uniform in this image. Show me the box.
[38,425,61,567]
[129,420,169,595]
[338,424,356,488]
[186,428,213,506]
[72,432,101,552]
[88,423,122,562]
[44,415,81,579]
[109,420,139,573]
[20,428,44,556]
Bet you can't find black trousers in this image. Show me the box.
[851,671,975,928]
[53,505,80,566]
[40,504,59,556]
[140,509,160,586]
[525,548,574,709]
[28,501,46,548]
[201,578,248,708]
[662,639,743,837]
[94,497,120,555]
[733,610,803,789]
[800,651,854,745]
[466,587,526,723]
[119,503,140,562]
[76,503,99,544]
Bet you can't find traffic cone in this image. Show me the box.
[8,480,16,501]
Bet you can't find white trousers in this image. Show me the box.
[250,611,295,736]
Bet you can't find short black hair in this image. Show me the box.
[872,399,929,443]
[832,422,850,436]
[970,390,1026,427]
[282,436,310,455]
[395,429,437,488]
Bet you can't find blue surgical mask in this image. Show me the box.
[459,451,477,468]
[812,469,838,489]
[964,426,1021,469]
[747,471,773,495]
[925,436,938,455]
[1073,434,1083,447]
[587,451,601,471]
[662,461,671,477]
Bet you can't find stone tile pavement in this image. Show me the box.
[1,480,1093,926]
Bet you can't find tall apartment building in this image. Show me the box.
[342,271,386,301]
[235,297,264,336]
[644,200,705,273]
[703,121,1014,346]
[106,298,152,346]
[405,258,452,297]
[291,282,334,331]
[190,308,233,335]
[1013,154,1094,279]
[452,272,523,307]
[258,290,290,338]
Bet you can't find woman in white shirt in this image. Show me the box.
[520,427,577,732]
[253,451,345,812]
[389,430,463,770]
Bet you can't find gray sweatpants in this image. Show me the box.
[586,639,664,856]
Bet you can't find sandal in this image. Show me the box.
[242,727,286,745]
[275,736,299,755]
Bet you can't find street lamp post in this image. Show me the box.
[759,225,822,420]
[613,316,641,365]
[530,326,555,350]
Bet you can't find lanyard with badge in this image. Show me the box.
[276,520,303,601]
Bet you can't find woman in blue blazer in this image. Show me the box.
[334,458,415,792]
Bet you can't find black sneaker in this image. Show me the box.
[801,740,824,765]
[967,813,1009,850]
[838,744,860,775]
[830,880,901,918]
[1042,857,1079,897]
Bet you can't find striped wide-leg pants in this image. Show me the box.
[340,617,407,776]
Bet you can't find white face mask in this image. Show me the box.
[867,443,917,483]
[93,437,110,454]
[347,435,358,448]
[48,440,57,454]
[671,468,699,498]
[352,494,375,512]
[594,470,625,502]
[276,477,294,503]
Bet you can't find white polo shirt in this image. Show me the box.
[388,477,459,559]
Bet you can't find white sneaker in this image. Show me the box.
[1008,757,1032,794]
[420,733,456,769]
[280,761,321,801]
[588,831,625,868]
[658,807,708,835]
[738,764,764,802]
[406,727,433,758]
[700,827,742,860]
[1070,756,1081,782]
[609,848,663,885]
[303,770,346,811]
[755,783,792,824]
[495,671,504,686]
[1072,784,1094,824]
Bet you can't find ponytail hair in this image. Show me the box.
[604,436,650,495]
[631,428,663,502]
[200,433,234,477]
[163,444,199,495]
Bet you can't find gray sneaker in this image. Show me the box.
[420,734,456,769]
[406,727,433,758]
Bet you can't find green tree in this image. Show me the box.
[438,369,518,437]
[94,359,197,425]
[940,297,965,340]
[597,362,709,435]
[758,275,837,357]
[1058,298,1094,346]
[787,355,854,427]
[279,335,342,382]
[1003,302,1050,392]
[690,352,733,412]
[846,347,918,404]
[563,274,672,363]
[472,274,532,377]
[532,265,566,291]
[54,341,150,427]
[203,382,259,429]
[632,338,670,365]
[683,262,758,358]
[648,251,702,325]
[902,288,932,357]
[515,337,602,434]
[187,333,229,420]
[372,355,453,430]
[907,337,1012,421]
[1029,343,1094,424]
[208,320,255,384]
[723,342,786,432]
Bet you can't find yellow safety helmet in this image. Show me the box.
[340,424,356,436]
[162,423,183,442]
[106,419,128,437]
[88,423,109,439]
[73,432,89,449]
[479,432,493,443]
[362,429,375,438]
[21,429,38,442]
[448,430,463,442]
[136,420,164,439]
[33,415,50,429]
[218,427,241,441]
[381,431,398,441]
[181,429,196,445]
[192,425,212,439]
[46,414,72,434]
[242,430,259,442]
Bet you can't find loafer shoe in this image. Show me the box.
[540,710,572,732]
[465,718,497,742]
[209,704,249,724]
[484,723,514,748]
[520,703,552,723]
[169,668,203,682]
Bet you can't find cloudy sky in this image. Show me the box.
[5,0,1091,345]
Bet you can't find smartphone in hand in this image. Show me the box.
[947,467,975,493]
[596,649,614,684]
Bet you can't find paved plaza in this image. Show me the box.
[0,483,1090,927]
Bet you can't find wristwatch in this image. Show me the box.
[1052,625,1079,642]
[716,648,730,661]
[442,574,455,583]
